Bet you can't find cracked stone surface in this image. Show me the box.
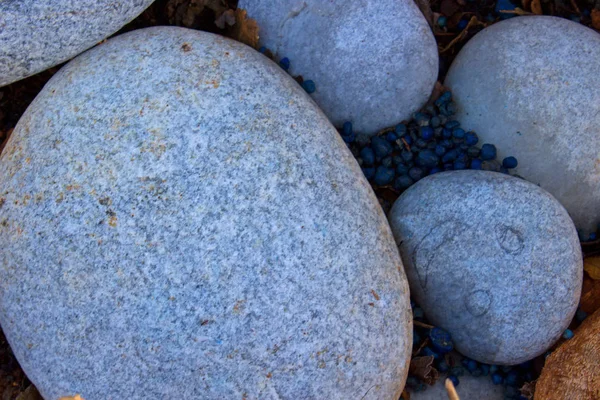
[445,16,600,236]
[0,27,412,400]
[389,171,582,365]
[238,0,438,135]
[0,0,154,87]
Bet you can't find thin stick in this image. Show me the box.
[445,378,460,400]
[413,320,434,329]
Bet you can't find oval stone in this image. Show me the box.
[444,16,600,236]
[0,27,412,399]
[0,0,154,86]
[389,171,582,365]
[238,0,438,134]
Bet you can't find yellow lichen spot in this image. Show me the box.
[60,395,85,400]
[108,215,117,228]
[233,299,246,314]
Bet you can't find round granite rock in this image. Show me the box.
[389,171,582,365]
[0,27,412,400]
[238,0,438,134]
[0,0,154,87]
[445,16,600,236]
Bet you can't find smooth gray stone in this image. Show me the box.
[444,16,600,236]
[389,171,582,365]
[238,0,438,135]
[0,0,154,87]
[409,376,504,400]
[0,27,412,400]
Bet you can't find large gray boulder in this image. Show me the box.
[238,0,438,134]
[0,27,412,400]
[445,16,600,236]
[0,0,154,87]
[389,171,582,365]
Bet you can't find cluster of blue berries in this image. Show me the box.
[258,48,317,94]
[340,91,518,195]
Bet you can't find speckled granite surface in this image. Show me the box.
[445,16,600,236]
[238,0,438,135]
[0,27,412,400]
[389,171,582,365]
[0,0,154,87]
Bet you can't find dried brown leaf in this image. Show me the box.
[585,255,600,280]
[230,8,259,48]
[440,16,483,53]
[16,386,43,400]
[520,380,536,400]
[522,0,532,11]
[409,356,440,385]
[531,0,543,15]
[215,8,236,29]
[592,9,600,30]
[580,275,600,314]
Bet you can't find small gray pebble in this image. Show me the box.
[238,0,438,134]
[0,0,154,86]
[389,170,582,365]
[445,16,600,236]
[0,27,411,400]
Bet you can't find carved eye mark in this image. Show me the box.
[465,289,492,317]
[495,224,524,255]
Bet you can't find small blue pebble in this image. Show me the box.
[414,112,430,125]
[429,167,442,174]
[457,19,468,30]
[381,157,393,168]
[489,365,499,374]
[371,136,393,159]
[430,116,441,128]
[386,132,398,142]
[302,79,316,94]
[480,364,490,376]
[416,150,439,168]
[429,327,454,353]
[395,123,407,136]
[505,370,520,387]
[452,128,465,139]
[258,46,267,53]
[435,91,452,107]
[401,150,414,163]
[373,166,395,186]
[447,375,460,388]
[396,164,409,175]
[445,120,460,129]
[437,359,450,373]
[435,145,446,157]
[342,121,353,136]
[359,147,375,166]
[465,359,478,373]
[563,329,574,340]
[420,126,434,141]
[442,128,453,139]
[394,175,414,191]
[444,163,454,171]
[480,144,497,160]
[409,167,425,181]
[415,138,428,148]
[362,167,375,180]
[441,149,458,163]
[438,15,448,27]
[450,366,465,377]
[465,131,479,146]
[279,57,290,70]
[491,372,504,385]
[445,102,457,115]
[590,232,597,241]
[342,133,355,144]
[421,346,440,359]
[502,156,518,169]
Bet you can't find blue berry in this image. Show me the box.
[342,121,352,136]
[373,166,395,186]
[590,232,598,241]
[371,136,393,159]
[360,147,375,166]
[480,144,497,160]
[502,156,518,169]
[302,80,316,94]
[441,149,458,163]
[450,366,465,377]
[429,167,442,174]
[421,346,440,359]
[576,308,588,322]
[467,146,480,158]
[452,128,465,139]
[386,132,398,142]
[429,327,453,353]
[415,138,428,148]
[435,144,446,157]
[454,159,467,170]
[463,359,478,373]
[563,329,574,340]
[409,167,425,181]
[416,150,439,168]
[470,159,482,170]
[279,57,290,70]
[480,364,490,376]
[489,365,499,374]
[441,139,454,148]
[505,370,520,387]
[414,112,430,125]
[457,19,468,30]
[394,175,414,191]
[438,15,448,27]
[430,116,441,128]
[381,157,393,168]
[447,375,460,388]
[401,150,414,162]
[437,359,450,373]
[491,372,504,385]
[465,131,479,145]
[395,123,407,136]
[420,126,434,141]
[396,164,409,175]
[362,167,375,180]
[442,128,453,139]
[435,91,452,106]
[445,120,460,129]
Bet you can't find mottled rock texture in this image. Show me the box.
[0,27,412,400]
[389,171,582,365]
[238,0,438,134]
[445,16,600,235]
[0,0,154,86]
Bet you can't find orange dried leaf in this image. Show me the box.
[592,9,600,31]
[531,0,542,15]
[59,396,85,400]
[231,8,259,49]
[584,256,600,280]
